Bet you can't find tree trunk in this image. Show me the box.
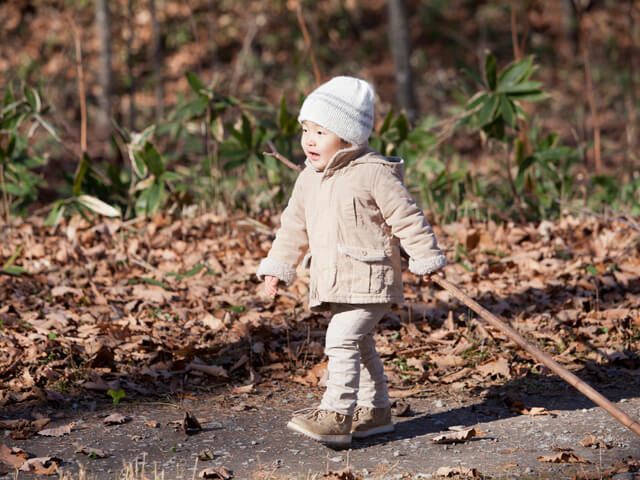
[150,0,164,117]
[95,0,113,142]
[387,0,417,124]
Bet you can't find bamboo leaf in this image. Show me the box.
[76,195,121,217]
[241,114,252,150]
[510,91,548,101]
[73,152,91,197]
[465,92,488,111]
[499,95,516,128]
[278,94,289,130]
[501,81,543,93]
[476,95,499,126]
[379,110,394,135]
[45,203,65,228]
[34,114,59,140]
[3,244,23,269]
[23,86,40,112]
[185,71,207,96]
[142,142,164,177]
[498,56,534,88]
[484,52,498,91]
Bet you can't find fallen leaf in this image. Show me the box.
[323,469,359,479]
[231,402,256,412]
[476,356,511,378]
[537,452,591,463]
[0,443,29,468]
[388,386,427,398]
[231,384,255,394]
[145,421,160,428]
[187,361,228,378]
[198,449,216,461]
[390,400,410,417]
[183,410,202,435]
[19,456,62,475]
[430,353,465,369]
[579,434,612,449]
[431,427,483,444]
[199,465,233,479]
[506,399,550,416]
[435,466,479,477]
[74,445,109,458]
[37,424,72,437]
[0,419,30,429]
[103,413,129,425]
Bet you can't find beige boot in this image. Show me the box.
[351,406,394,438]
[287,408,352,446]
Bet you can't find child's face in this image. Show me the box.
[301,121,351,171]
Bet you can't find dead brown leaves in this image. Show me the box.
[199,465,233,479]
[0,213,638,404]
[431,426,486,444]
[435,466,479,478]
[537,450,591,463]
[0,443,61,474]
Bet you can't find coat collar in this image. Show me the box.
[304,145,369,177]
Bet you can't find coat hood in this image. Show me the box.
[305,147,405,181]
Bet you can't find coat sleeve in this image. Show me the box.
[256,171,309,285]
[372,165,447,275]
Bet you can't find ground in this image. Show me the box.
[1,375,639,479]
[1,214,640,479]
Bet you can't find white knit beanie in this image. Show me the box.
[298,76,375,147]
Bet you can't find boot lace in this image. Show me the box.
[293,407,330,421]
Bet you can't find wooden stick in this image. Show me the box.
[264,140,302,173]
[432,273,640,437]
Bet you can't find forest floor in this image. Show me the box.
[1,212,640,478]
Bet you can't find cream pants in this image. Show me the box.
[318,302,391,416]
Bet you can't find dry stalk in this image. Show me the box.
[0,163,9,222]
[69,15,87,154]
[572,1,602,173]
[295,1,322,86]
[510,1,521,60]
[505,144,527,224]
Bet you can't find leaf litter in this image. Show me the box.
[0,213,639,476]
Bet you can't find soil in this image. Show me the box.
[2,374,640,480]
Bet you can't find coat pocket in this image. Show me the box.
[338,245,390,294]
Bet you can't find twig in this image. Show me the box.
[552,197,640,231]
[231,18,259,89]
[129,253,160,274]
[432,274,640,437]
[295,1,322,86]
[264,140,302,173]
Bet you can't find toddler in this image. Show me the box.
[257,76,446,446]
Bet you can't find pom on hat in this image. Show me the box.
[298,76,375,146]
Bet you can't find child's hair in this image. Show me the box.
[297,76,375,147]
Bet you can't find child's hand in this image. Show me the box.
[264,275,279,298]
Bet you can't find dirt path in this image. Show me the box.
[2,375,639,479]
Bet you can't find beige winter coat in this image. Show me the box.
[257,146,446,311]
